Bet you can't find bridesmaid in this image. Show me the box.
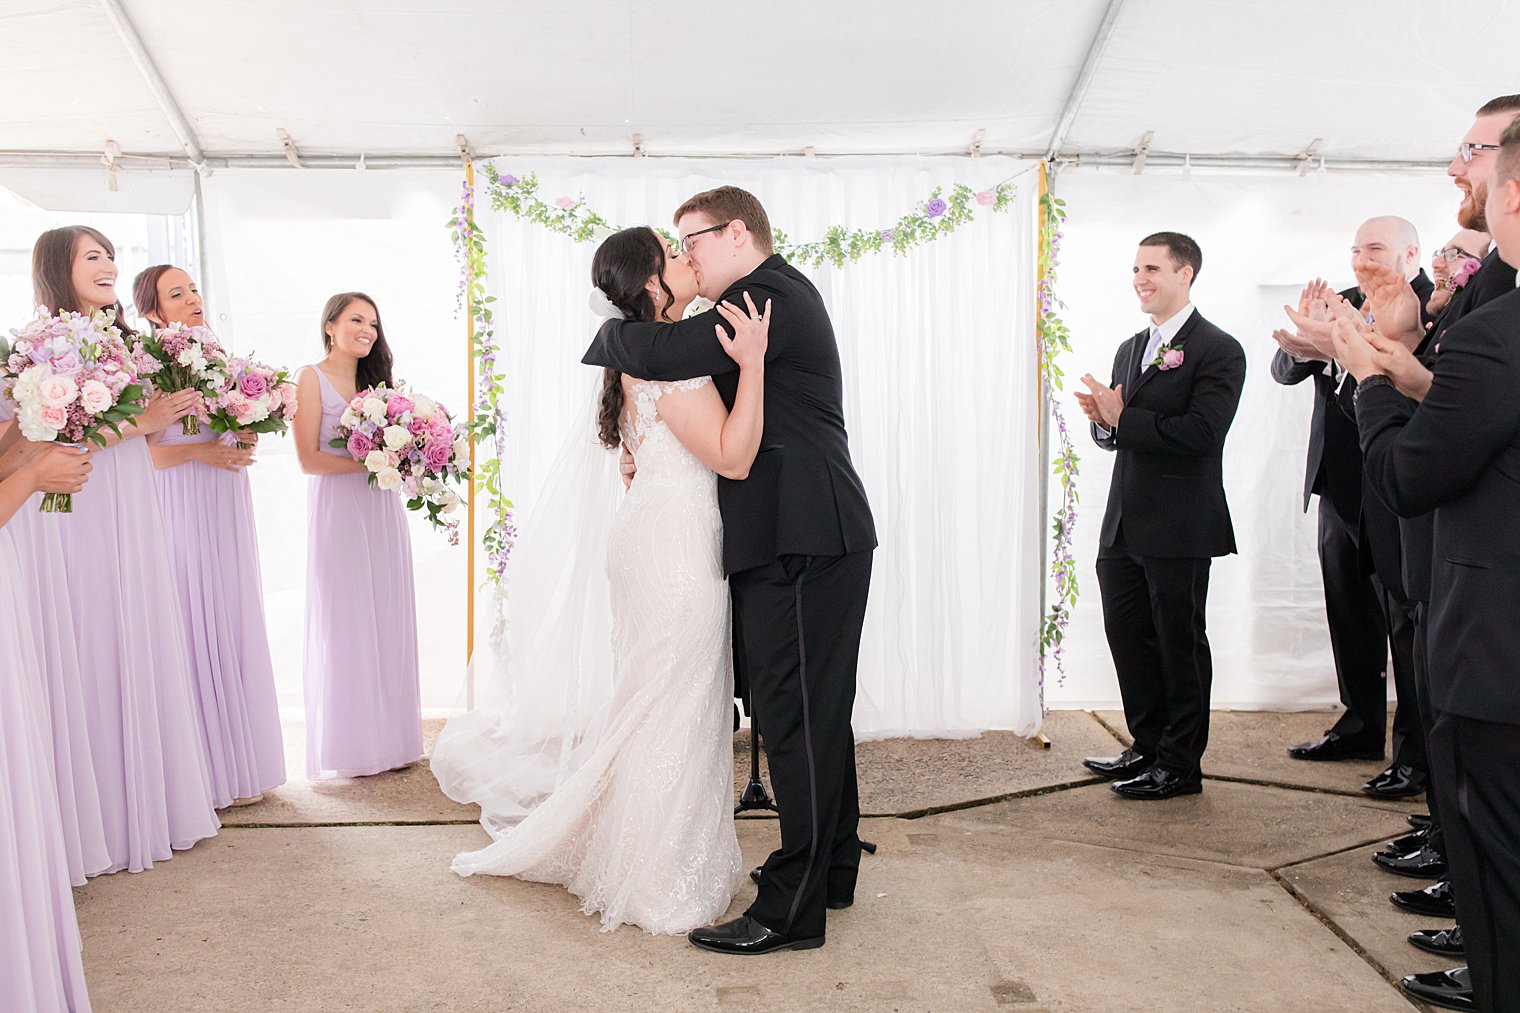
[294,292,422,779]
[31,226,220,873]
[0,442,95,1012]
[135,264,287,808]
[0,396,109,887]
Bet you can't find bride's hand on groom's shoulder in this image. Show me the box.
[715,292,771,370]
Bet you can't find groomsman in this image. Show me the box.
[1334,111,1520,1013]
[1273,218,1433,800]
[1076,233,1247,800]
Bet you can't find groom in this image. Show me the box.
[582,186,877,954]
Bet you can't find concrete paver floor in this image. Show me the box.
[75,711,1435,1011]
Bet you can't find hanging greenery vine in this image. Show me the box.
[1037,186,1078,701]
[449,175,516,584]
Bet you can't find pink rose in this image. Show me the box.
[407,416,430,435]
[238,373,269,399]
[37,374,78,408]
[422,440,453,470]
[1160,348,1185,370]
[346,433,374,458]
[40,404,67,429]
[555,196,577,209]
[386,394,414,418]
[975,190,996,206]
[78,380,112,414]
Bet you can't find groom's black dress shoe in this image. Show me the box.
[1408,812,1434,829]
[1110,766,1201,800]
[688,916,824,955]
[1362,763,1427,798]
[1373,843,1447,879]
[1391,879,1456,918]
[1400,967,1473,1011]
[748,867,852,909]
[1409,924,1465,957]
[1081,748,1152,781]
[1287,731,1384,761]
[1380,825,1431,855]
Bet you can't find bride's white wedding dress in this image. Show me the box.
[438,377,743,934]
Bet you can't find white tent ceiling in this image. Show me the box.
[2,0,1516,172]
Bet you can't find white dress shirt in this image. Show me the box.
[1141,303,1195,369]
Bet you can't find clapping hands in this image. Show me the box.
[1326,299,1435,400]
[1352,260,1424,349]
[1274,279,1341,361]
[1076,374,1124,429]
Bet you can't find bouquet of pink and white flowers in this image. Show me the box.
[329,383,470,543]
[0,310,147,512]
[206,356,299,449]
[134,322,228,435]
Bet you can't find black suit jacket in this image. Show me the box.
[1355,285,1520,723]
[1274,273,1434,527]
[1361,253,1517,601]
[581,254,877,575]
[1091,310,1247,558]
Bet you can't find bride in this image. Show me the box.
[431,225,771,934]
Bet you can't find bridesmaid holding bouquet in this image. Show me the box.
[30,227,219,873]
[136,264,287,808]
[294,292,422,779]
[0,442,95,1011]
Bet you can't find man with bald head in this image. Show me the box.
[1271,216,1432,799]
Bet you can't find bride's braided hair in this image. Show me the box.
[592,227,678,450]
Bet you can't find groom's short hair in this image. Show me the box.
[675,186,774,255]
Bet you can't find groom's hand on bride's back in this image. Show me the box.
[620,443,637,489]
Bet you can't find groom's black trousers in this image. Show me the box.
[730,550,872,940]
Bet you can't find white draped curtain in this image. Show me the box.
[480,155,1044,738]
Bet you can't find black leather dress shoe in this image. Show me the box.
[1408,812,1434,829]
[1400,967,1473,1011]
[1409,924,1465,957]
[1081,747,1152,781]
[1287,731,1384,761]
[688,915,824,955]
[1362,763,1428,798]
[1110,766,1201,800]
[748,867,851,909]
[1380,826,1431,856]
[1373,843,1448,879]
[1392,879,1456,918]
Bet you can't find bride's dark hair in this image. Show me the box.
[592,227,677,450]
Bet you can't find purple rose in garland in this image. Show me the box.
[501,174,520,185]
[925,197,949,218]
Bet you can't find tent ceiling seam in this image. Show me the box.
[97,0,206,167]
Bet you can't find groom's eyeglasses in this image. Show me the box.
[679,221,731,254]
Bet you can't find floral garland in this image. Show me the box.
[479,163,1017,268]
[449,176,516,583]
[1037,188,1078,701]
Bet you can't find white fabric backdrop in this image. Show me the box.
[1045,168,1465,712]
[479,155,1044,738]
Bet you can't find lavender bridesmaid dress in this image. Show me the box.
[0,400,109,886]
[301,366,422,779]
[1,525,92,1012]
[55,437,220,872]
[152,425,286,806]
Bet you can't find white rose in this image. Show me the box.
[243,398,271,423]
[453,438,469,462]
[363,449,390,473]
[362,397,387,422]
[11,370,42,406]
[79,379,112,414]
[383,425,411,451]
[18,404,56,442]
[37,373,78,409]
[411,394,437,419]
[375,467,402,491]
[340,407,360,428]
[438,490,460,515]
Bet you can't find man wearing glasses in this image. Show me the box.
[1427,230,1493,317]
[1333,93,1520,1013]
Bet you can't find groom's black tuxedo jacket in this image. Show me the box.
[582,254,876,575]
[1091,311,1247,559]
[1356,285,1520,723]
